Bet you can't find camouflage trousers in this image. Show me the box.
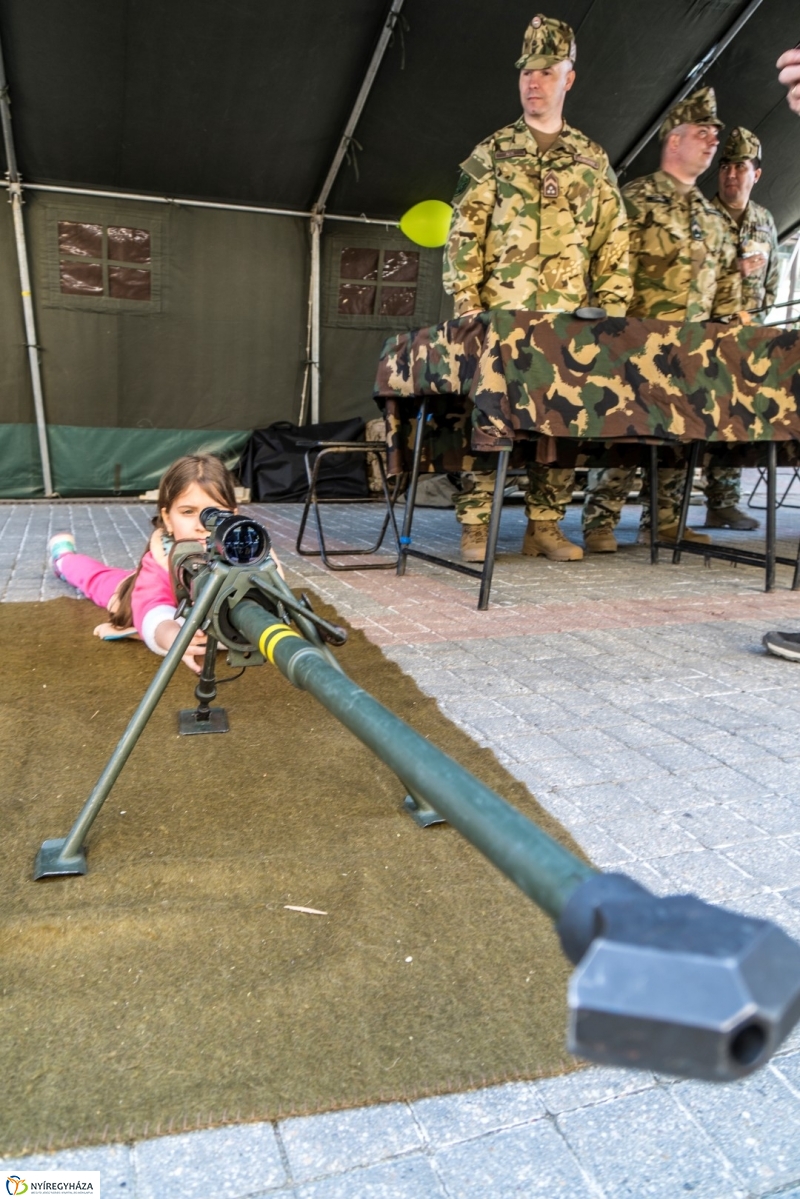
[704,466,741,510]
[581,466,688,532]
[455,466,575,525]
[582,463,743,532]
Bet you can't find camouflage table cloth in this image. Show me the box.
[374,312,800,474]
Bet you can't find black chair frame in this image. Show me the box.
[296,440,402,571]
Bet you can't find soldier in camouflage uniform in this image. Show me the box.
[442,13,631,563]
[703,127,780,530]
[581,87,742,551]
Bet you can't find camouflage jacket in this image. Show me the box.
[622,170,741,321]
[711,195,781,320]
[442,117,631,317]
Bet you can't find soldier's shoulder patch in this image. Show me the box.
[458,153,493,185]
[452,171,472,202]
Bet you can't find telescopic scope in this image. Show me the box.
[200,506,270,566]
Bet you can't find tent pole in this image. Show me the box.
[0,34,54,496]
[1,181,399,227]
[615,0,765,177]
[315,0,405,212]
[309,212,322,423]
[305,0,406,425]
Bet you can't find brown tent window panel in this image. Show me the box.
[58,222,152,301]
[337,247,419,317]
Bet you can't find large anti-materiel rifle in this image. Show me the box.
[34,509,800,1082]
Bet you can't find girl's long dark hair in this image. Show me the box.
[110,454,237,629]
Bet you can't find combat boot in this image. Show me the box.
[522,520,583,561]
[583,529,618,553]
[460,524,488,562]
[637,523,710,546]
[704,505,760,531]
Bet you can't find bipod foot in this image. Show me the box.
[403,793,446,828]
[179,632,229,734]
[178,707,230,735]
[34,837,87,879]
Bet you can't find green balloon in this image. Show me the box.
[399,199,453,248]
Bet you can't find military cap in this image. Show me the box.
[659,86,724,140]
[721,126,762,162]
[516,13,576,70]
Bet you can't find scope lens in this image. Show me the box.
[220,520,268,565]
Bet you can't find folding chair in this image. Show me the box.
[296,439,402,570]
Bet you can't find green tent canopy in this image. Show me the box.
[1,0,798,496]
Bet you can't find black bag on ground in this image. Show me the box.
[238,419,369,502]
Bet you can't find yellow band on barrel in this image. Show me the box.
[258,623,303,664]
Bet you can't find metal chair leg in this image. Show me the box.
[296,445,401,570]
[478,449,510,611]
[766,441,777,592]
[649,444,659,565]
[673,442,703,565]
[397,396,428,577]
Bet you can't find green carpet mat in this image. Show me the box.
[0,597,589,1155]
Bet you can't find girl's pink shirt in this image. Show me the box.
[130,550,176,635]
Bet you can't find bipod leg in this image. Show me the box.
[34,566,227,878]
[403,786,446,828]
[179,633,229,734]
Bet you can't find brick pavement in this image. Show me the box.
[3,474,800,1197]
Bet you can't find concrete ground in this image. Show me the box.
[3,470,800,1198]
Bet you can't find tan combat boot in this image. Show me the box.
[704,505,760,531]
[522,520,584,561]
[460,524,488,562]
[583,529,618,553]
[637,523,711,545]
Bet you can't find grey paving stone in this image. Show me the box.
[772,1050,800,1095]
[693,767,771,804]
[493,732,572,763]
[598,812,699,860]
[0,1144,133,1192]
[674,804,765,849]
[557,1086,746,1198]
[536,1065,656,1115]
[624,772,709,813]
[551,782,637,823]
[723,840,800,891]
[411,1080,545,1148]
[296,1155,445,1199]
[741,760,800,796]
[515,756,611,788]
[737,795,800,837]
[279,1104,421,1183]
[640,742,724,773]
[673,1066,800,1195]
[433,1118,597,1198]
[562,824,635,868]
[133,1124,286,1199]
[580,748,663,783]
[653,849,763,902]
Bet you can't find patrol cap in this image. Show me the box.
[659,86,724,140]
[516,14,576,70]
[720,126,762,163]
